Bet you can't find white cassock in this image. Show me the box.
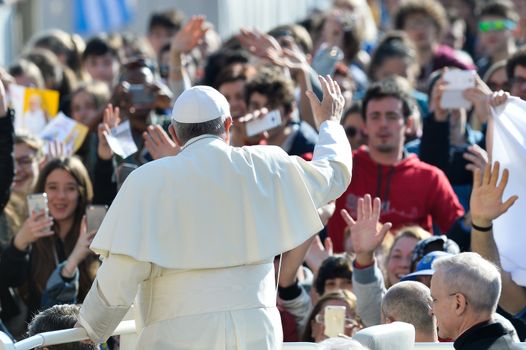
[79,120,352,349]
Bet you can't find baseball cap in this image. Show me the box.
[401,251,453,281]
[171,85,230,124]
[411,235,460,268]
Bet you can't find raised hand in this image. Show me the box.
[143,125,181,159]
[170,16,208,55]
[43,141,73,164]
[488,90,509,107]
[429,75,448,122]
[463,75,495,124]
[470,161,518,228]
[230,108,270,146]
[306,75,345,127]
[13,210,54,251]
[463,144,488,173]
[238,28,282,60]
[97,104,121,160]
[278,48,310,74]
[62,216,96,278]
[305,235,333,275]
[0,67,14,91]
[341,194,392,265]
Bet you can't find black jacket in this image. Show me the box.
[0,110,14,212]
[454,320,520,350]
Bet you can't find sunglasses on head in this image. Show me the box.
[479,19,516,32]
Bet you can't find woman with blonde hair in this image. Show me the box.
[383,226,431,288]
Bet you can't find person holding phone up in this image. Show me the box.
[232,66,319,159]
[0,157,99,325]
[420,70,509,234]
[110,58,173,165]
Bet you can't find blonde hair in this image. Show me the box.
[384,226,431,288]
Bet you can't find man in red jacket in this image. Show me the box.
[327,76,465,252]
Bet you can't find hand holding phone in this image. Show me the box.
[312,44,344,76]
[440,70,476,109]
[129,84,155,106]
[324,305,346,338]
[14,193,53,251]
[86,205,108,233]
[245,109,282,137]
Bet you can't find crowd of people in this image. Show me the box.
[0,0,526,349]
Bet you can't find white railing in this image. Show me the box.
[1,323,525,350]
[0,320,135,350]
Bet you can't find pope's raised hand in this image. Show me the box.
[306,75,345,128]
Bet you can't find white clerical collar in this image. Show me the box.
[182,134,225,150]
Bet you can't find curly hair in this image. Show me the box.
[245,66,295,115]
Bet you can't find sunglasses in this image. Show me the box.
[487,81,510,92]
[479,19,516,32]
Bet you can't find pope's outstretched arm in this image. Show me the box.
[294,75,353,208]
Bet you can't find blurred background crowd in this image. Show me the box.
[0,0,526,348]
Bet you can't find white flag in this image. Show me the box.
[492,96,526,287]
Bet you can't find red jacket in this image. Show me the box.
[327,147,464,252]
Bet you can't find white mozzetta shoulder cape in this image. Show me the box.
[90,121,352,268]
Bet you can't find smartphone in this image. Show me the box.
[116,163,138,191]
[129,84,155,105]
[324,305,346,338]
[312,44,344,76]
[245,109,282,137]
[27,193,49,217]
[440,70,476,109]
[86,205,108,232]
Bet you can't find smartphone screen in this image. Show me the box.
[86,205,108,232]
[245,109,282,137]
[312,45,344,76]
[27,193,49,217]
[129,84,155,105]
[324,305,346,338]
[440,70,476,109]
[116,163,138,191]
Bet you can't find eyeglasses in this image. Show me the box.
[479,19,516,33]
[314,314,360,329]
[15,156,36,168]
[487,81,510,92]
